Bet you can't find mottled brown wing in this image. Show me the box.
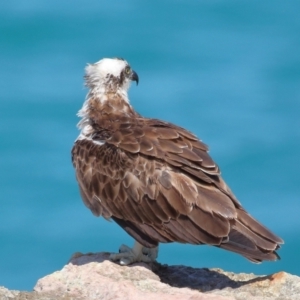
[106,118,242,211]
[72,118,283,262]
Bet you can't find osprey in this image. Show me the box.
[72,57,283,265]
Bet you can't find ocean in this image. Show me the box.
[1,0,299,291]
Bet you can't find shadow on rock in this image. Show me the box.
[152,263,269,292]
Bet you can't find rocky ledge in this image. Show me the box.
[1,252,299,300]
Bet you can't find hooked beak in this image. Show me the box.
[130,70,139,85]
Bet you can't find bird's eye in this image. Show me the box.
[125,66,131,75]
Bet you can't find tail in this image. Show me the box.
[218,209,284,263]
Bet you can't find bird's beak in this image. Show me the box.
[130,70,139,85]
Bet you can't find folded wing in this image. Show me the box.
[72,118,283,262]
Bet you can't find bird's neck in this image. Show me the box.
[77,88,138,134]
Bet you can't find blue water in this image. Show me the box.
[1,0,299,291]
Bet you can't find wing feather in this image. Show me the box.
[174,216,223,245]
[72,116,283,262]
[143,196,170,222]
[188,208,230,237]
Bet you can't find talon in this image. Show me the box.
[120,258,131,265]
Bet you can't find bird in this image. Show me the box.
[72,57,283,266]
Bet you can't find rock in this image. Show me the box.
[0,286,20,299]
[34,252,228,300]
[1,252,300,299]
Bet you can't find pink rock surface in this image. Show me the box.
[34,252,232,300]
[32,251,300,300]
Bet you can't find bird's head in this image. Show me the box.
[84,58,139,94]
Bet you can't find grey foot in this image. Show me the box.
[109,241,158,265]
[142,245,158,261]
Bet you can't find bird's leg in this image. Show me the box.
[109,241,158,265]
[141,245,159,261]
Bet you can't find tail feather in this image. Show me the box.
[218,209,283,262]
[219,236,279,263]
[238,209,284,245]
[233,220,278,251]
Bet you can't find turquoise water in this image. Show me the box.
[1,1,299,290]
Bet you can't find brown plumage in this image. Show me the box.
[72,58,283,264]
